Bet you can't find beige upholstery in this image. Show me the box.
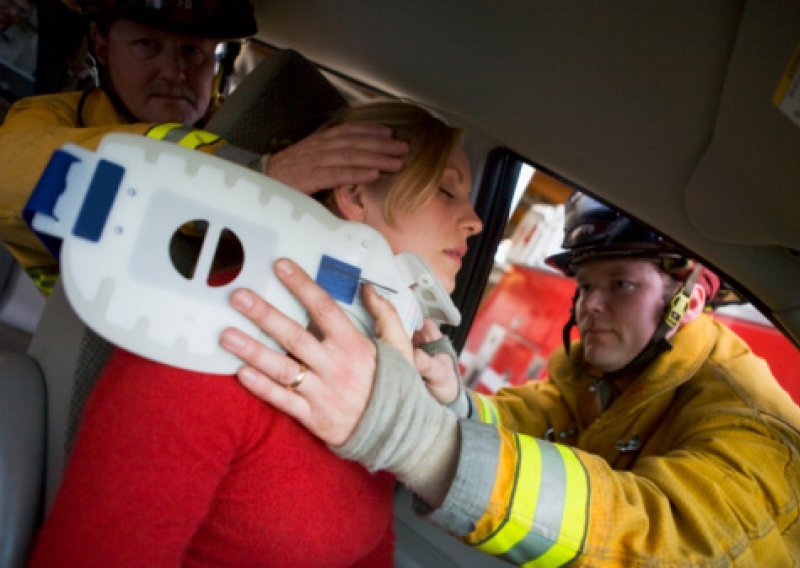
[0,351,45,568]
[27,281,111,513]
[207,48,347,155]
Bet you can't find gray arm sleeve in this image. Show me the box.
[414,419,500,536]
[332,340,459,501]
[333,340,501,538]
[210,143,264,171]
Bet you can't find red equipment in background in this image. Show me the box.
[460,264,800,404]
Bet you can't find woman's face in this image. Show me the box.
[360,145,483,293]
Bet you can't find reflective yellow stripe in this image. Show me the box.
[522,445,589,567]
[556,444,590,552]
[474,393,501,426]
[146,122,183,141]
[25,266,58,295]
[146,123,221,149]
[476,437,589,566]
[477,434,541,556]
[175,129,221,149]
[473,393,490,423]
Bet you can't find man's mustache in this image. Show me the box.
[147,83,198,104]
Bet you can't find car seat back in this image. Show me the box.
[0,352,45,568]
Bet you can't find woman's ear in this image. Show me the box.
[681,283,707,325]
[331,184,369,222]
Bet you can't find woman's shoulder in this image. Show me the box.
[94,348,277,420]
[69,348,300,462]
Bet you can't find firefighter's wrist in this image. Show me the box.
[332,339,459,506]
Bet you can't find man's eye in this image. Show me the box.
[182,45,207,66]
[130,38,159,58]
[439,188,455,200]
[614,280,635,292]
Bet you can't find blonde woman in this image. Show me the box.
[32,101,481,567]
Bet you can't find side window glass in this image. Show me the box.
[459,163,573,392]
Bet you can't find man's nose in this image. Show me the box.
[582,288,606,312]
[158,45,188,80]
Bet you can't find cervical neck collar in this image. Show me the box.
[25,134,460,374]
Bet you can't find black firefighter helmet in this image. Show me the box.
[66,0,257,39]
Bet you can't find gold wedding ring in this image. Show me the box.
[287,363,308,391]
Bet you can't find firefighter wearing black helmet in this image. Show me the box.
[546,191,725,386]
[219,191,800,564]
[74,0,257,127]
[0,0,408,292]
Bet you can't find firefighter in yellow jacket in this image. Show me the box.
[220,192,800,565]
[0,0,407,292]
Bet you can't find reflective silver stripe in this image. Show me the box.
[161,125,193,143]
[212,143,263,171]
[424,419,502,536]
[147,124,261,170]
[503,440,568,564]
[474,392,501,425]
[477,437,589,566]
[145,122,182,140]
[146,124,221,148]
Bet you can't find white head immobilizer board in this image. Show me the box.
[25,134,460,374]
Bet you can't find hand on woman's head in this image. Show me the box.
[265,122,409,195]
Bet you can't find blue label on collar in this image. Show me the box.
[73,159,124,243]
[315,255,361,304]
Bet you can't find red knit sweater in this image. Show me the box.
[30,349,395,567]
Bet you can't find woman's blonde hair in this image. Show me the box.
[325,101,463,225]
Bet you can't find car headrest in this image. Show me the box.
[207,48,349,155]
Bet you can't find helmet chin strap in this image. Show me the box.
[561,287,579,360]
[102,83,142,123]
[212,41,242,103]
[562,262,704,408]
[76,30,141,127]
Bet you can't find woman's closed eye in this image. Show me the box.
[439,187,456,200]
